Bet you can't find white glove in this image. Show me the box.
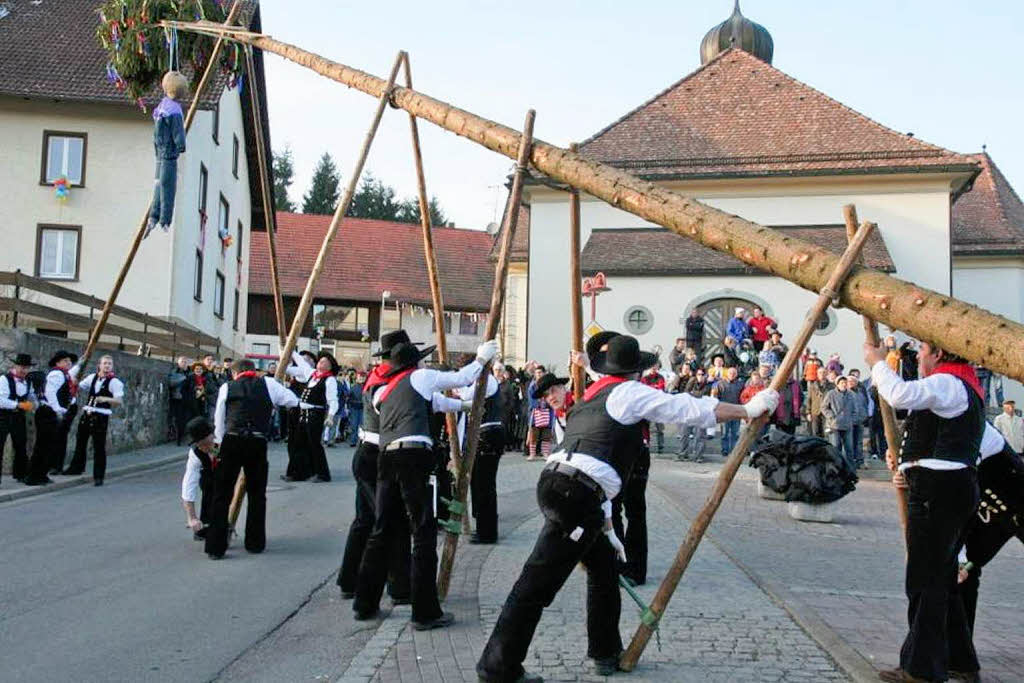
[604,528,627,563]
[324,416,334,427]
[476,339,499,364]
[743,389,780,419]
[299,401,316,410]
[460,399,474,412]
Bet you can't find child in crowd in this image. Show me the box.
[181,416,217,541]
[527,396,556,461]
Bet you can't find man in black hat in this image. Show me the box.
[531,373,569,445]
[25,351,80,485]
[458,365,507,544]
[282,350,318,481]
[65,355,124,485]
[477,333,778,682]
[181,416,217,540]
[51,351,82,476]
[354,331,499,630]
[1,353,36,485]
[205,359,301,559]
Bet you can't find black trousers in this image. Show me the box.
[0,411,28,482]
[471,428,505,541]
[296,410,331,480]
[26,405,59,484]
[477,469,621,683]
[205,435,270,556]
[67,412,109,480]
[198,469,214,525]
[170,399,189,445]
[49,404,77,473]
[355,446,441,623]
[337,441,411,598]
[900,467,979,681]
[958,517,1023,639]
[285,408,311,480]
[612,446,650,584]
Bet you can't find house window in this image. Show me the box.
[252,343,271,356]
[218,194,230,245]
[193,249,203,301]
[380,305,400,335]
[41,131,87,186]
[214,271,226,318]
[232,135,239,178]
[431,312,453,334]
[236,219,244,260]
[198,163,208,214]
[312,304,369,336]
[35,225,81,280]
[813,310,838,336]
[212,105,220,144]
[623,305,654,335]
[459,313,480,336]
[233,289,240,330]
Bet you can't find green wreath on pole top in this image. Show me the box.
[94,0,244,109]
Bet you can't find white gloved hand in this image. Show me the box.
[743,388,780,419]
[604,528,627,563]
[476,339,499,364]
[299,401,316,410]
[460,399,474,412]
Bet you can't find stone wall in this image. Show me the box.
[1,329,172,473]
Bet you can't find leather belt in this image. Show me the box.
[226,431,267,440]
[384,441,432,452]
[544,461,606,502]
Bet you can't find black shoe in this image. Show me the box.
[413,611,454,631]
[949,671,982,683]
[207,552,224,560]
[63,470,84,476]
[354,608,380,621]
[340,590,355,600]
[877,669,930,683]
[390,596,411,606]
[48,468,60,476]
[24,476,53,486]
[592,655,622,676]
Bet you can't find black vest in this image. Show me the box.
[978,442,1024,525]
[482,380,503,426]
[361,385,380,435]
[301,377,328,408]
[560,381,644,482]
[51,370,73,409]
[379,373,431,449]
[899,376,985,468]
[3,373,28,412]
[224,376,273,436]
[87,375,115,410]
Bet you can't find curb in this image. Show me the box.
[0,453,182,504]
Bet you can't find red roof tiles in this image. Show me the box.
[578,49,978,182]
[249,213,494,311]
[952,153,1024,256]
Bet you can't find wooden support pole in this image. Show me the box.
[402,51,465,519]
[80,2,243,370]
[568,143,585,400]
[620,221,876,671]
[227,52,404,530]
[436,110,535,600]
[245,45,287,346]
[842,205,908,543]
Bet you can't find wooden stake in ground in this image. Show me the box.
[568,143,585,401]
[842,205,908,543]
[80,1,243,369]
[620,221,876,672]
[401,51,465,524]
[436,110,535,600]
[227,51,405,530]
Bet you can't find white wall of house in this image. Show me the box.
[0,91,250,356]
[525,174,958,368]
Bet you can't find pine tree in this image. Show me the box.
[302,152,341,215]
[347,173,401,221]
[396,196,449,227]
[272,147,297,212]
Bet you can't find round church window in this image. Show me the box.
[624,306,654,335]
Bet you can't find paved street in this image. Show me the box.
[2,443,1022,682]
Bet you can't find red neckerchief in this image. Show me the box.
[378,367,416,404]
[583,375,628,402]
[233,371,260,380]
[363,364,392,393]
[60,367,78,397]
[929,362,984,401]
[194,374,206,388]
[311,370,334,381]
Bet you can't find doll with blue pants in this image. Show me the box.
[145,71,188,238]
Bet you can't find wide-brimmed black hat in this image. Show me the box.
[11,353,35,367]
[48,350,75,367]
[532,373,568,399]
[585,331,620,359]
[591,335,659,376]
[186,416,214,445]
[382,341,437,376]
[373,329,425,357]
[316,351,340,375]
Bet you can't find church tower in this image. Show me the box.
[699,0,774,65]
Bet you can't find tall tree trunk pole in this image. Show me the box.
[80,1,244,369]
[245,45,287,346]
[401,52,465,517]
[843,205,908,544]
[568,143,585,401]
[436,110,535,600]
[227,52,404,529]
[620,222,876,671]
[163,22,1024,385]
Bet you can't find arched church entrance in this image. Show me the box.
[694,296,760,359]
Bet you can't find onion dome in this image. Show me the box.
[700,1,774,65]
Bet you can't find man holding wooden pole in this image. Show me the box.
[476,333,778,682]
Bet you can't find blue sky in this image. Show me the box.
[261,0,1023,229]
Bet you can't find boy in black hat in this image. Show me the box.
[65,355,124,485]
[477,333,778,682]
[25,351,81,485]
[457,366,507,544]
[1,353,37,485]
[282,350,318,481]
[354,331,498,630]
[181,416,217,540]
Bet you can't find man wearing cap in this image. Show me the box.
[354,331,499,630]
[478,334,778,682]
[0,353,36,485]
[205,359,301,559]
[993,399,1023,454]
[25,351,80,485]
[726,307,750,345]
[65,355,124,485]
[181,416,217,541]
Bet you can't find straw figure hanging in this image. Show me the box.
[144,70,188,238]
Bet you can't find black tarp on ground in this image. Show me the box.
[749,431,858,504]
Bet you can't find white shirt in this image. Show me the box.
[0,372,34,410]
[181,447,206,502]
[374,361,483,448]
[79,373,125,416]
[548,380,720,517]
[42,364,81,415]
[980,422,1006,461]
[871,361,970,471]
[285,351,313,382]
[456,374,501,445]
[993,412,1024,453]
[214,377,301,442]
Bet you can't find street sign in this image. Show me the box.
[584,320,604,339]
